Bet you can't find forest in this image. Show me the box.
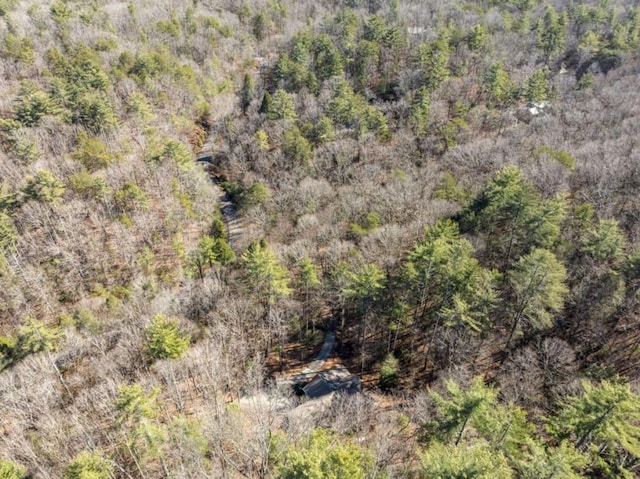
[0,0,640,477]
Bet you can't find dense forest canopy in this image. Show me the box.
[1,0,640,477]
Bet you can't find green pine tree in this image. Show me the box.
[278,428,374,479]
[506,248,568,348]
[416,39,450,92]
[144,314,190,360]
[537,5,566,61]
[240,73,254,115]
[420,441,514,478]
[242,240,292,304]
[525,68,550,103]
[63,451,113,479]
[547,379,640,477]
[486,62,515,107]
[426,376,499,446]
[344,263,385,374]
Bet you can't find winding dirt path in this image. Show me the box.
[291,331,336,383]
[197,138,337,384]
[197,139,244,253]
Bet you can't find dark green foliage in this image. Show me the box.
[309,116,335,146]
[343,263,385,308]
[6,318,61,367]
[6,130,39,164]
[282,127,312,165]
[161,139,192,170]
[47,47,110,93]
[232,170,260,206]
[144,314,190,360]
[298,257,321,290]
[242,240,291,302]
[259,92,273,116]
[434,173,472,205]
[416,39,450,92]
[253,12,271,40]
[115,383,160,422]
[327,82,388,139]
[0,212,17,253]
[425,377,499,445]
[1,0,640,476]
[349,212,381,238]
[22,170,65,203]
[486,62,515,107]
[577,72,595,90]
[50,0,71,22]
[73,91,118,134]
[241,182,271,209]
[210,216,226,239]
[14,88,56,127]
[403,220,498,334]
[122,51,171,83]
[525,68,551,103]
[410,87,431,136]
[424,377,537,473]
[519,440,587,479]
[379,353,399,390]
[313,34,343,82]
[267,90,297,121]
[353,40,379,92]
[537,5,566,59]
[461,166,567,266]
[189,235,236,278]
[240,73,254,115]
[363,14,386,43]
[467,24,489,52]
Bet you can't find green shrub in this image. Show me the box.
[1,33,35,64]
[162,139,192,169]
[242,182,270,208]
[144,314,190,360]
[7,131,39,163]
[282,127,312,165]
[349,212,381,238]
[379,353,399,390]
[12,318,61,363]
[114,183,148,211]
[73,91,118,134]
[14,90,56,127]
[126,92,153,122]
[310,116,335,145]
[268,89,297,121]
[73,131,118,171]
[63,451,112,479]
[69,171,108,200]
[210,216,226,239]
[0,213,17,253]
[73,307,100,332]
[0,460,26,479]
[50,0,71,22]
[21,170,65,203]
